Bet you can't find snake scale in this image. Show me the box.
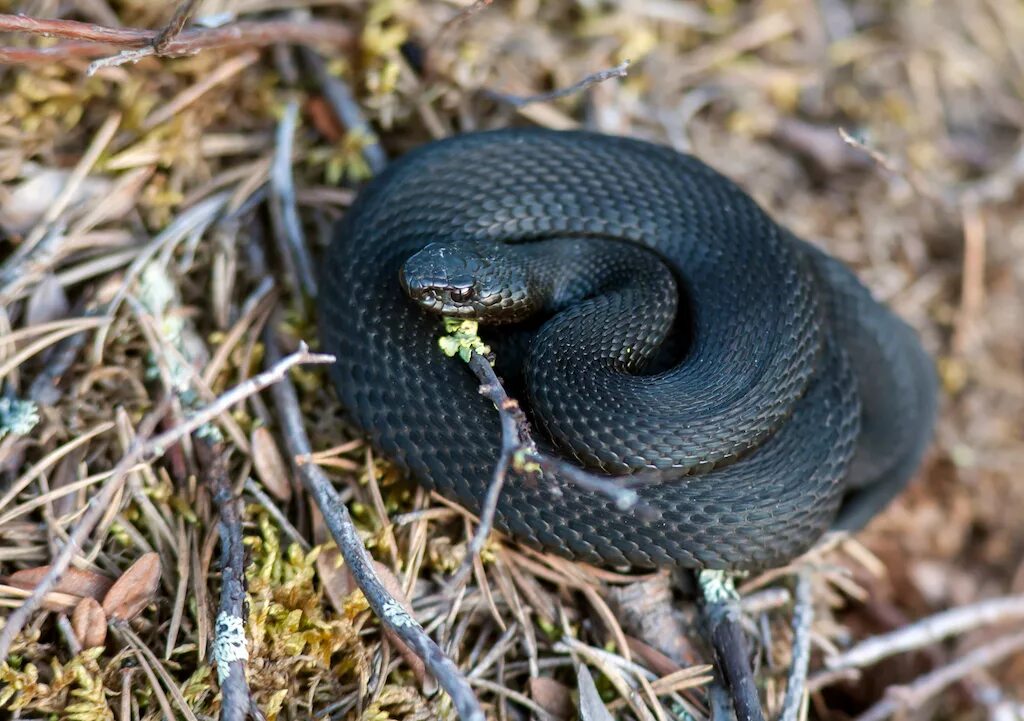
[319,128,937,571]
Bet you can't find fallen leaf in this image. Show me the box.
[251,427,292,501]
[102,552,161,621]
[625,635,683,677]
[306,96,344,142]
[316,545,351,614]
[0,167,109,235]
[577,664,615,721]
[0,583,81,613]
[71,597,107,648]
[529,676,574,719]
[25,274,70,326]
[5,564,114,602]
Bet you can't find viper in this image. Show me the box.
[318,128,937,571]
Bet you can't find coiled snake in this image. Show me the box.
[319,129,937,571]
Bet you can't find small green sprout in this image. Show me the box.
[438,318,491,363]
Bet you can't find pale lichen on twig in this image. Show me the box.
[207,450,253,721]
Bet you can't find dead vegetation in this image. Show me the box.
[1,0,1023,719]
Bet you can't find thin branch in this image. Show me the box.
[207,450,253,721]
[446,353,527,588]
[432,0,495,48]
[0,14,353,65]
[243,477,310,552]
[853,631,1024,721]
[87,46,155,74]
[0,343,332,658]
[485,60,630,108]
[270,99,318,296]
[780,572,813,721]
[262,325,486,721]
[822,594,1024,673]
[698,571,765,721]
[153,0,199,53]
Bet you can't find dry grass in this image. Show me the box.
[1,0,1023,719]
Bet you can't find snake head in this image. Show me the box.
[400,241,539,323]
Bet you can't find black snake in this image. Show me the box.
[318,128,937,571]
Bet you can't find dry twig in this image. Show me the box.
[207,450,252,721]
[270,100,318,296]
[822,594,1024,674]
[780,572,813,721]
[853,632,1024,721]
[485,60,631,108]
[0,13,353,65]
[152,0,200,53]
[699,571,765,721]
[263,325,486,721]
[300,48,387,175]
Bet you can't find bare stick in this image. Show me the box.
[0,14,353,65]
[87,46,155,73]
[485,60,630,108]
[263,327,486,721]
[242,477,309,552]
[446,353,531,588]
[853,631,1024,721]
[699,571,765,721]
[270,100,318,296]
[780,572,813,721]
[432,0,495,47]
[823,594,1024,673]
[207,451,252,721]
[152,0,199,53]
[0,343,332,658]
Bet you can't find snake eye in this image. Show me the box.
[449,286,475,302]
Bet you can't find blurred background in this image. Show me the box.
[1,0,1023,719]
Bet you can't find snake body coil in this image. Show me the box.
[319,129,937,571]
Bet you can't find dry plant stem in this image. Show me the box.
[699,575,765,721]
[207,451,253,721]
[853,631,1024,721]
[433,0,495,46]
[300,48,388,174]
[152,0,199,53]
[0,14,353,64]
[271,99,318,296]
[780,572,813,721]
[263,328,486,721]
[243,477,310,552]
[0,343,332,659]
[823,593,1024,673]
[707,610,764,721]
[447,352,526,588]
[485,60,630,108]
